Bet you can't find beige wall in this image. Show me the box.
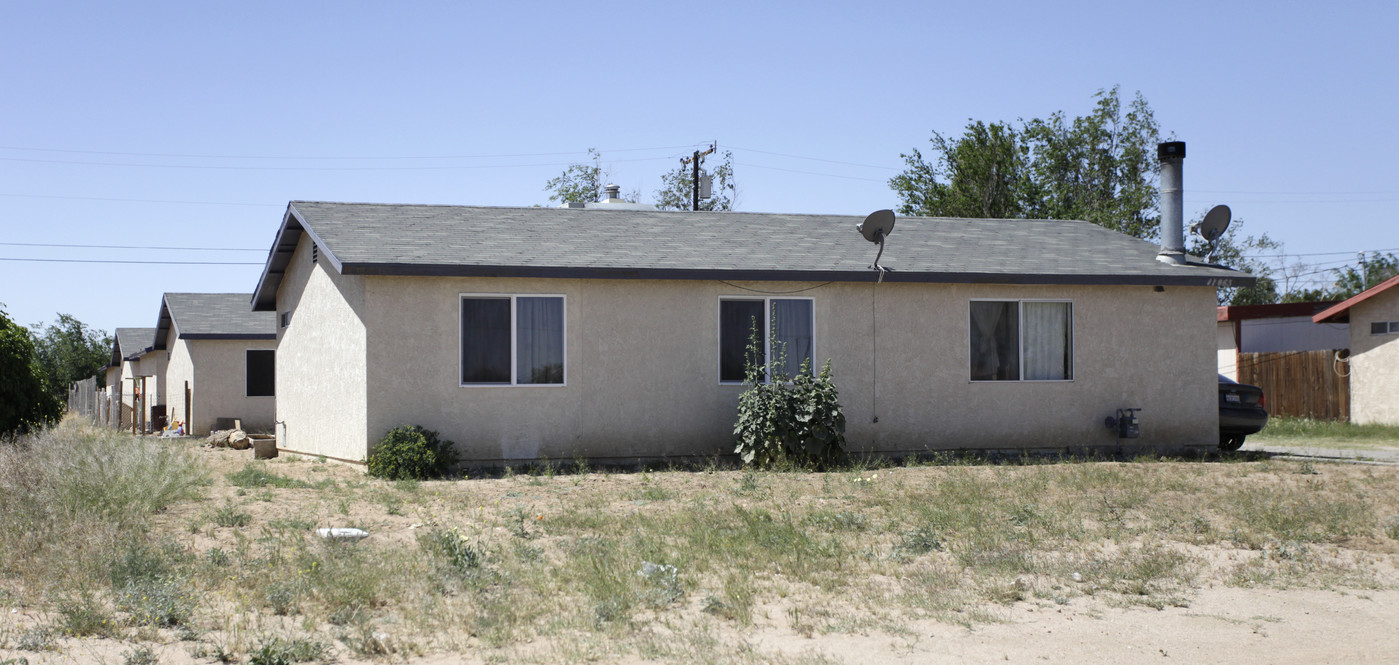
[182,339,277,434]
[274,235,368,459]
[273,274,1221,463]
[104,365,122,427]
[165,325,193,431]
[1348,291,1399,425]
[1216,321,1237,380]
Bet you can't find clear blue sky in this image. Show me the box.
[2,1,1395,337]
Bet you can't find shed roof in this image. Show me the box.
[1313,273,1399,323]
[1218,301,1340,322]
[252,201,1254,311]
[154,293,277,349]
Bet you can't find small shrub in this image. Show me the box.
[419,527,484,575]
[15,626,55,652]
[733,331,846,469]
[57,596,119,638]
[118,577,195,627]
[248,636,330,665]
[892,526,944,560]
[122,646,159,665]
[366,425,457,480]
[211,502,251,528]
[1386,516,1399,541]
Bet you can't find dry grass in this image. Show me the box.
[2,419,1398,663]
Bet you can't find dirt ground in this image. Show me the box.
[4,444,1398,665]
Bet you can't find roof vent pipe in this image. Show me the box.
[1156,141,1186,265]
[602,184,622,202]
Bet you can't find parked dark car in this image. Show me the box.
[1219,374,1268,451]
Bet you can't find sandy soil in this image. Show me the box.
[3,445,1397,665]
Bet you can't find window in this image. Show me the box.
[280,311,292,328]
[246,349,275,397]
[719,297,814,383]
[460,295,565,385]
[1373,321,1399,335]
[970,300,1072,381]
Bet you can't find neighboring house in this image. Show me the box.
[154,293,277,435]
[106,327,159,430]
[1314,274,1399,425]
[1216,301,1347,380]
[250,201,1250,464]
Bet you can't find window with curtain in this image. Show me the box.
[969,300,1072,381]
[719,297,813,383]
[461,295,565,385]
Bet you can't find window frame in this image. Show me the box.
[967,298,1074,383]
[1371,320,1398,336]
[458,293,567,388]
[245,349,276,398]
[717,295,816,385]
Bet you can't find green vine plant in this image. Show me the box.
[733,322,847,469]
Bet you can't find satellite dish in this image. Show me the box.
[857,209,895,243]
[1193,204,1232,242]
[855,209,895,281]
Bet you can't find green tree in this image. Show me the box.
[1331,252,1399,299]
[31,313,112,401]
[888,121,1027,218]
[544,148,604,205]
[653,150,735,212]
[890,86,1162,239]
[0,305,62,437]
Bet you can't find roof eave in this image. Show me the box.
[1313,273,1399,323]
[336,262,1253,287]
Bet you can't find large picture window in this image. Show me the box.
[970,300,1072,381]
[719,297,814,383]
[246,349,275,397]
[461,295,565,385]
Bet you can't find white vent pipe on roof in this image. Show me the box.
[1156,141,1186,265]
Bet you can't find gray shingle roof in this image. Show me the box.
[253,201,1253,310]
[155,293,275,349]
[113,327,156,363]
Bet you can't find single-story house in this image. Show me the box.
[104,327,160,430]
[250,201,1250,464]
[154,293,277,435]
[1314,274,1399,425]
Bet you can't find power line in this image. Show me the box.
[734,162,888,183]
[0,192,279,207]
[0,257,263,265]
[1245,247,1399,259]
[0,242,264,252]
[727,146,898,171]
[0,155,679,171]
[0,143,699,161]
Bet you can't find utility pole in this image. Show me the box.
[680,142,716,211]
[1359,251,1369,291]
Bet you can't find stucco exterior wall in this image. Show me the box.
[333,276,1218,463]
[1348,291,1399,425]
[164,326,193,431]
[274,235,368,459]
[179,339,277,434]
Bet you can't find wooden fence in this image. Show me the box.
[1238,349,1349,421]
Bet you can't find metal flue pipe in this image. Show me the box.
[1157,141,1186,265]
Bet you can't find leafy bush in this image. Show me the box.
[733,333,846,469]
[366,425,457,480]
[0,306,61,438]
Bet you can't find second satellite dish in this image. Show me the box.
[1193,204,1232,242]
[858,209,895,243]
[856,209,895,281]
